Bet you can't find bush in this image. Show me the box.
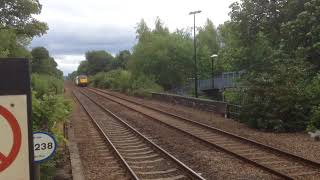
[239,56,312,132]
[32,92,71,133]
[31,73,64,98]
[130,73,163,96]
[224,88,244,104]
[90,69,163,96]
[31,73,72,180]
[307,106,320,132]
[306,75,320,132]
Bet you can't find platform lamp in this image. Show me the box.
[210,54,218,89]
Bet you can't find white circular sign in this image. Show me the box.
[33,132,57,163]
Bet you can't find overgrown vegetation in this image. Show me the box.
[218,0,320,132]
[31,73,72,178]
[1,0,71,178]
[71,18,220,95]
[90,70,162,96]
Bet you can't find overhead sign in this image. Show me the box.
[33,132,57,163]
[0,58,33,180]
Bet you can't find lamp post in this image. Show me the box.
[189,10,201,98]
[210,54,218,89]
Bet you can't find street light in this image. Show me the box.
[210,54,218,89]
[189,10,202,98]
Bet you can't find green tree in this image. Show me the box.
[77,60,89,75]
[223,0,320,132]
[0,0,48,37]
[197,19,221,78]
[31,47,62,78]
[135,19,151,42]
[0,0,48,58]
[85,50,114,75]
[281,0,320,70]
[198,19,220,55]
[113,50,131,69]
[130,19,193,90]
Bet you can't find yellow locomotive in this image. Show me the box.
[75,75,88,87]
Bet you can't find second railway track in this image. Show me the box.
[84,87,320,180]
[73,89,205,180]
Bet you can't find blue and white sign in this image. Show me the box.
[33,132,57,163]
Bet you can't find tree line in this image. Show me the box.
[219,0,320,132]
[71,17,220,94]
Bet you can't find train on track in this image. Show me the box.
[75,75,88,87]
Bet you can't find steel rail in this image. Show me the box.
[72,90,139,180]
[78,89,206,180]
[88,87,320,179]
[90,87,320,167]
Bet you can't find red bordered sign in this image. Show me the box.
[0,105,22,172]
[0,58,33,180]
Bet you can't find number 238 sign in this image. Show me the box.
[33,132,57,163]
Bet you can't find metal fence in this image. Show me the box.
[198,71,244,90]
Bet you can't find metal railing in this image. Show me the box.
[198,71,244,90]
[226,104,242,119]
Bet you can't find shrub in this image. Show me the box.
[31,73,72,141]
[239,56,312,132]
[130,73,163,96]
[307,106,320,132]
[31,73,72,179]
[90,69,163,96]
[31,73,64,98]
[32,92,71,133]
[224,88,244,104]
[306,75,320,132]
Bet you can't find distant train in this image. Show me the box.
[75,75,88,87]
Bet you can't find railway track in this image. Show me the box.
[73,89,205,180]
[71,100,130,179]
[85,87,320,180]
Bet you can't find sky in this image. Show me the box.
[30,0,238,75]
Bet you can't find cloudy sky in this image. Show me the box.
[30,0,237,75]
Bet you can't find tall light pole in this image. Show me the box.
[211,54,218,89]
[189,10,201,98]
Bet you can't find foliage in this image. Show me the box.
[0,29,31,58]
[0,0,48,37]
[198,19,220,55]
[113,50,131,69]
[197,19,221,79]
[32,91,71,131]
[224,88,244,105]
[128,18,222,90]
[240,55,310,132]
[281,0,320,70]
[223,0,320,132]
[31,74,64,97]
[306,75,320,131]
[77,60,89,75]
[308,106,320,132]
[1,1,70,178]
[0,0,48,58]
[90,69,163,96]
[31,47,63,78]
[31,72,71,179]
[129,18,194,90]
[86,50,114,75]
[66,71,78,81]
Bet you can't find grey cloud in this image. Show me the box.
[30,24,137,56]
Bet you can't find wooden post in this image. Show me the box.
[35,163,40,180]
